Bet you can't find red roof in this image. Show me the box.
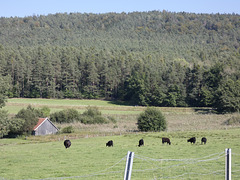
[33,118,47,130]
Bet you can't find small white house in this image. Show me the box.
[32,117,59,136]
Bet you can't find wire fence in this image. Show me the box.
[133,152,226,179]
[1,151,240,180]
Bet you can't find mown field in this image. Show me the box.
[4,98,197,115]
[1,98,240,179]
[1,129,240,179]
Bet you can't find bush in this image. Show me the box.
[8,118,25,136]
[0,110,10,138]
[15,105,41,134]
[50,109,81,123]
[82,106,102,116]
[61,125,74,133]
[137,107,167,132]
[50,107,109,124]
[80,106,108,124]
[40,106,51,117]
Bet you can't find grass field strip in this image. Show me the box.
[132,152,240,179]
[132,152,225,179]
[13,156,127,180]
[231,153,240,179]
[6,151,240,180]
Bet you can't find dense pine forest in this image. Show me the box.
[0,11,240,112]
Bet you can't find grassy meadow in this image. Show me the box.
[1,98,240,179]
[1,129,240,179]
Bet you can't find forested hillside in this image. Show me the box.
[0,11,240,112]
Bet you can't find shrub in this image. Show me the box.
[82,106,102,116]
[80,106,108,124]
[0,110,10,138]
[15,105,41,134]
[8,118,25,136]
[61,125,74,133]
[50,107,109,124]
[50,109,81,123]
[137,107,167,132]
[39,106,51,117]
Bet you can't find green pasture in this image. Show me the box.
[1,129,240,179]
[3,98,143,115]
[6,98,120,106]
[4,98,197,115]
[1,98,240,179]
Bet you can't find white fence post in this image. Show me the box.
[225,148,231,180]
[124,151,134,180]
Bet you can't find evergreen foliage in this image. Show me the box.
[0,11,240,112]
[0,75,11,108]
[214,79,240,113]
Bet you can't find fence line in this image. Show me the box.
[134,151,224,162]
[24,152,226,180]
[133,153,225,171]
[4,151,239,180]
[133,152,226,179]
[232,153,240,156]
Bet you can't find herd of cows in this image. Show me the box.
[64,137,207,149]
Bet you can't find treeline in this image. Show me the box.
[0,11,240,112]
[0,45,239,112]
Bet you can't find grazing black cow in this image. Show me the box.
[106,140,113,147]
[138,139,144,147]
[201,137,207,144]
[64,139,71,149]
[187,137,196,144]
[162,137,171,145]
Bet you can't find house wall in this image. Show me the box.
[34,120,58,136]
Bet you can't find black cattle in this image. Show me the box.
[138,139,144,147]
[201,137,207,144]
[64,139,71,149]
[106,140,113,147]
[187,137,196,144]
[162,137,171,145]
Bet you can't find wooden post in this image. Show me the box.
[225,148,231,180]
[124,151,134,180]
